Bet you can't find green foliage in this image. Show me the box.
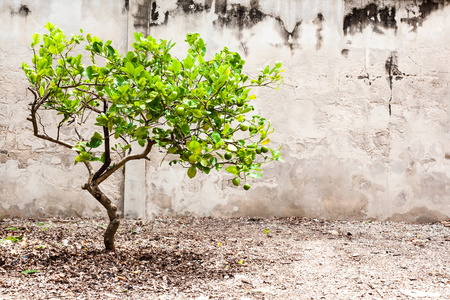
[22,23,284,186]
[2,236,23,243]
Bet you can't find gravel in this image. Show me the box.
[0,217,449,299]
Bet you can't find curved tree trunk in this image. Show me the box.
[83,183,120,251]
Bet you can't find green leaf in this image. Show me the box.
[125,62,134,75]
[86,66,95,80]
[31,33,41,47]
[92,41,102,53]
[225,166,238,175]
[168,147,177,154]
[222,123,230,136]
[192,109,203,118]
[228,144,237,152]
[2,236,23,243]
[187,166,197,178]
[262,139,270,145]
[248,172,262,178]
[242,107,252,114]
[183,54,195,70]
[135,126,149,139]
[172,59,181,73]
[181,124,190,136]
[187,140,201,152]
[105,45,115,57]
[189,154,198,164]
[199,158,208,167]
[21,270,39,274]
[75,152,91,163]
[134,65,144,77]
[211,131,222,144]
[48,45,59,54]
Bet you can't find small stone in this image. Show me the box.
[400,289,440,298]
[441,221,450,227]
[251,287,274,295]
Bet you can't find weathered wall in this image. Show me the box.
[0,0,129,218]
[0,0,449,222]
[135,0,450,222]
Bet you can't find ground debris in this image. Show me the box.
[0,217,449,299]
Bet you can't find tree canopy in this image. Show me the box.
[22,23,284,250]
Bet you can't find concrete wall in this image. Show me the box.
[1,0,449,222]
[0,0,129,218]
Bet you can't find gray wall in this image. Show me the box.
[1,0,449,222]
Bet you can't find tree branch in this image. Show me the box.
[93,101,111,181]
[96,139,156,185]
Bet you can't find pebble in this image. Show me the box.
[400,289,441,298]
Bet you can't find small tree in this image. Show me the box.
[22,23,284,251]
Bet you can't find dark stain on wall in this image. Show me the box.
[385,52,402,116]
[214,1,267,31]
[133,0,151,35]
[275,17,302,50]
[401,0,448,31]
[132,0,303,50]
[124,0,129,11]
[133,0,169,35]
[151,2,159,21]
[10,4,31,17]
[313,13,325,50]
[343,3,397,35]
[177,0,212,13]
[341,49,349,57]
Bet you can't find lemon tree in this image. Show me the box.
[22,23,284,251]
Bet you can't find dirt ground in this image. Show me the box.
[0,217,449,299]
